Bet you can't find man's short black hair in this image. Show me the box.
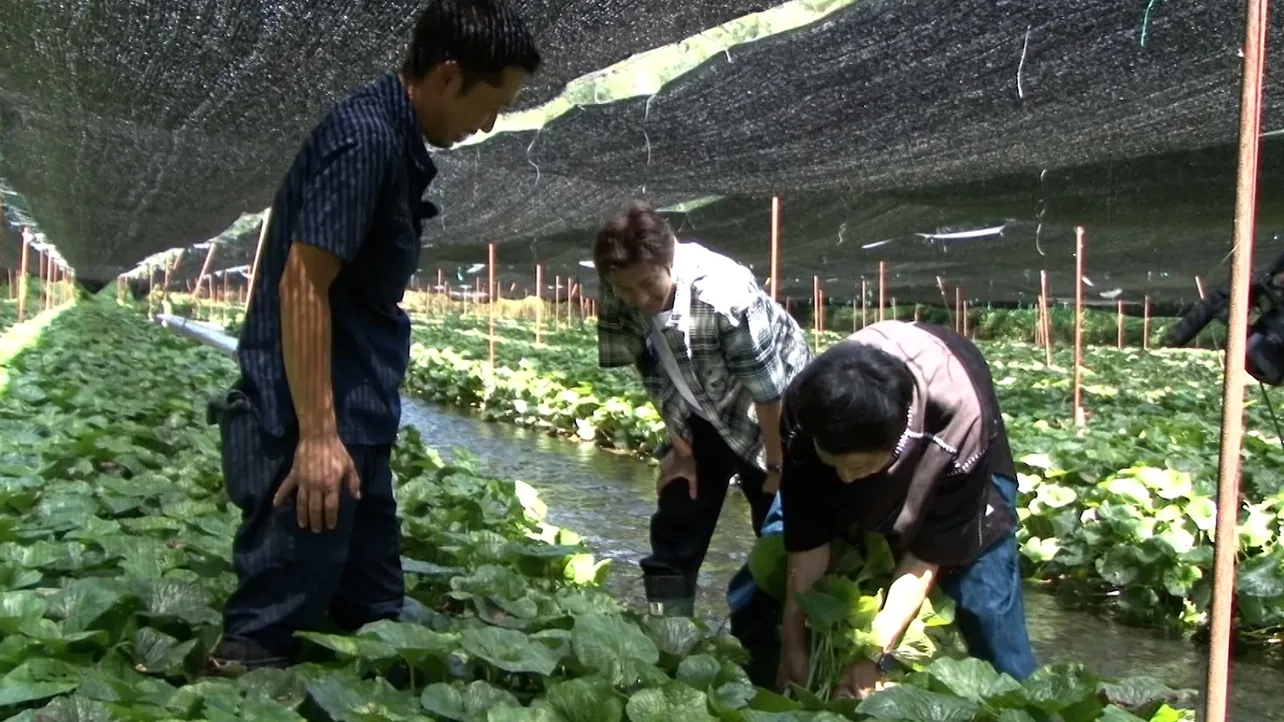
[592,200,677,276]
[792,342,915,455]
[402,0,541,92]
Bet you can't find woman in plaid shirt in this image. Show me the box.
[593,200,813,621]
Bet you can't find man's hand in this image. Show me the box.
[764,469,782,494]
[657,447,698,499]
[776,644,809,691]
[273,434,362,532]
[832,659,883,701]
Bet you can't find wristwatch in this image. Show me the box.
[867,649,897,675]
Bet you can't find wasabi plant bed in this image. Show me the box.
[0,303,1198,720]
[134,305,1284,647]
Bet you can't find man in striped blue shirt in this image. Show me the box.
[208,0,539,670]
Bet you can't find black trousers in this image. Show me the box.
[210,388,404,661]
[639,415,774,599]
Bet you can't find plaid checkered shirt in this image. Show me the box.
[597,242,814,468]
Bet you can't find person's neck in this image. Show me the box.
[397,72,430,133]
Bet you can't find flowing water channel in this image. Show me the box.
[160,318,1282,720]
[401,401,1284,721]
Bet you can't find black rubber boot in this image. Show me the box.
[644,573,696,618]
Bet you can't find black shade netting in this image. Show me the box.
[0,0,772,279]
[498,0,1284,214]
[423,131,692,248]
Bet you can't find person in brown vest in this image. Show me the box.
[774,319,1037,700]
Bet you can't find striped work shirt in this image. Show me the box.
[597,242,814,469]
[235,72,438,446]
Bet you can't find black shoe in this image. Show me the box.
[208,636,293,675]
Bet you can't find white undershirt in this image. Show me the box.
[649,310,707,420]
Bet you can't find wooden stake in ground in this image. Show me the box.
[195,241,218,302]
[861,279,868,328]
[878,261,886,322]
[954,287,962,334]
[17,232,31,322]
[572,278,581,325]
[936,276,952,329]
[161,251,180,308]
[1034,299,1044,346]
[44,251,53,311]
[488,243,496,380]
[39,251,48,311]
[535,264,543,344]
[1196,274,1222,351]
[1039,270,1053,365]
[147,266,158,319]
[44,257,52,310]
[770,197,780,302]
[1143,295,1151,349]
[1117,299,1125,349]
[245,208,273,310]
[1203,2,1267,717]
[812,275,820,336]
[1072,227,1086,426]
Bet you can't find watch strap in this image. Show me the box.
[873,651,897,675]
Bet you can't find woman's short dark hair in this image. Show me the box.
[792,342,915,454]
[592,200,676,276]
[402,0,541,91]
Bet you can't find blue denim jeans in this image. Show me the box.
[938,474,1038,679]
[727,473,1037,683]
